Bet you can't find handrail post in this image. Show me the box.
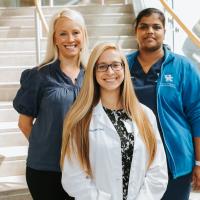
[35,2,49,33]
[34,9,42,65]
[49,0,54,7]
[34,0,49,65]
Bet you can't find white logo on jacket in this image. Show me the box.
[164,74,173,82]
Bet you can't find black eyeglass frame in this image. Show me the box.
[95,62,124,72]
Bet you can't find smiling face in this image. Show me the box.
[95,48,124,95]
[135,13,165,52]
[54,17,83,60]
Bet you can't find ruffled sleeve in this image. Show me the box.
[13,67,42,118]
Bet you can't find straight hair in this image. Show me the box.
[135,7,165,31]
[38,8,88,69]
[61,43,157,176]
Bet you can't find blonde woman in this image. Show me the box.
[13,8,88,200]
[61,43,168,200]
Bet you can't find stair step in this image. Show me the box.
[0,175,28,194]
[0,192,31,200]
[0,24,133,38]
[0,101,13,109]
[0,132,27,147]
[0,4,133,16]
[0,122,19,133]
[0,158,26,177]
[0,66,30,83]
[0,26,34,38]
[0,146,27,161]
[0,53,38,66]
[0,108,18,122]
[0,174,31,199]
[0,82,19,101]
[0,146,27,177]
[80,0,125,4]
[0,13,134,26]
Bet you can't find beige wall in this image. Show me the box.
[20,0,35,6]
[0,0,35,7]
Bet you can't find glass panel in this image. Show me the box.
[172,0,200,67]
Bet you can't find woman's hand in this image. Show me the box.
[192,166,200,191]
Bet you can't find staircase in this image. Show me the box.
[0,1,136,199]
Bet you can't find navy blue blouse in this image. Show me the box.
[131,57,163,114]
[130,57,164,141]
[13,60,84,172]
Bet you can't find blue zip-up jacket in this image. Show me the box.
[127,46,200,178]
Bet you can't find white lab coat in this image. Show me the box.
[62,102,168,200]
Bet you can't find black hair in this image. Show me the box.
[135,8,165,31]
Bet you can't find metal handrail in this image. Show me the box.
[100,0,128,5]
[34,0,49,34]
[160,0,200,48]
[34,0,49,64]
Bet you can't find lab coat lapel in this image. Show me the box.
[93,102,119,136]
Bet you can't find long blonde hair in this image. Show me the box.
[61,43,157,176]
[39,8,88,68]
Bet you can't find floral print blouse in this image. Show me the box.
[104,107,134,200]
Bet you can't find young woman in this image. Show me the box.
[127,7,200,200]
[61,43,168,200]
[13,8,88,200]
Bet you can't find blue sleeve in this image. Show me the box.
[13,67,42,118]
[182,60,200,137]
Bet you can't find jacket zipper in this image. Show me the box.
[156,57,177,178]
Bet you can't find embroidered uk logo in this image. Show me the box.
[164,74,173,82]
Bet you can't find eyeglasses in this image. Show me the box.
[95,62,124,72]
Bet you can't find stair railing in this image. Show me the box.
[34,0,49,64]
[48,0,80,6]
[100,0,128,5]
[160,0,200,48]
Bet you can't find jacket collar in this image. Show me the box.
[93,100,104,115]
[127,45,175,70]
[92,101,118,133]
[162,45,175,65]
